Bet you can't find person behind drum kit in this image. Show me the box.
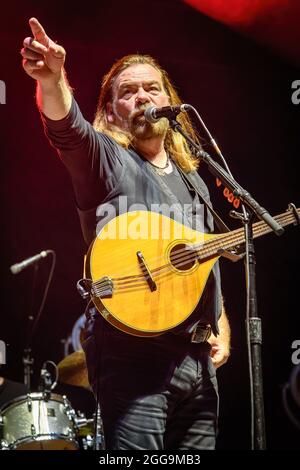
[0,376,29,409]
[21,18,231,450]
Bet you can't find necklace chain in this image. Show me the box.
[148,155,170,170]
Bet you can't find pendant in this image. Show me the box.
[155,167,167,176]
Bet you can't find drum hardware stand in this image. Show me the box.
[93,405,104,450]
[23,348,34,389]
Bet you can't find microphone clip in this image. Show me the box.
[38,364,53,393]
[144,104,190,123]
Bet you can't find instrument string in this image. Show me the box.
[91,211,296,292]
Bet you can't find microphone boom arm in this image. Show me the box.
[168,118,284,236]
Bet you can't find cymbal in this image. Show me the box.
[57,350,90,389]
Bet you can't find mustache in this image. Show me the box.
[130,104,152,121]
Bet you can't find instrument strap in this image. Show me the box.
[176,165,230,233]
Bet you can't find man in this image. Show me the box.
[21,17,230,450]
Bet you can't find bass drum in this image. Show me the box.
[0,393,78,450]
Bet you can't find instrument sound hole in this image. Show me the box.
[169,244,197,271]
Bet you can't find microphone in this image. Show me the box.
[144,104,190,123]
[10,250,50,275]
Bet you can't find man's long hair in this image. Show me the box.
[93,54,200,172]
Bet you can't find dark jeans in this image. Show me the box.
[82,313,219,450]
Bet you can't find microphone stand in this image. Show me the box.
[168,117,284,450]
[23,264,39,389]
[21,250,56,390]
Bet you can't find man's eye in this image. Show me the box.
[122,89,132,97]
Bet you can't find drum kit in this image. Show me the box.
[0,314,104,451]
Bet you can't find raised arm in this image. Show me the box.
[21,17,71,120]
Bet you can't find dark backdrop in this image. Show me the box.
[0,0,299,449]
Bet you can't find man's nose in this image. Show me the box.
[135,87,150,104]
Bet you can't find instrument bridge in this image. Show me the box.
[91,276,114,298]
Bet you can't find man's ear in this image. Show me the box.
[106,102,114,123]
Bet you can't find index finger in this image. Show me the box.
[29,17,49,46]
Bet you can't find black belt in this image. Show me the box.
[169,323,212,343]
[190,324,212,343]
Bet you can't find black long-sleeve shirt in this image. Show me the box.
[42,97,222,335]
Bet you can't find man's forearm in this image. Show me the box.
[208,302,231,368]
[217,304,231,347]
[36,71,72,120]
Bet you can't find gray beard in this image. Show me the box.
[130,115,169,140]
